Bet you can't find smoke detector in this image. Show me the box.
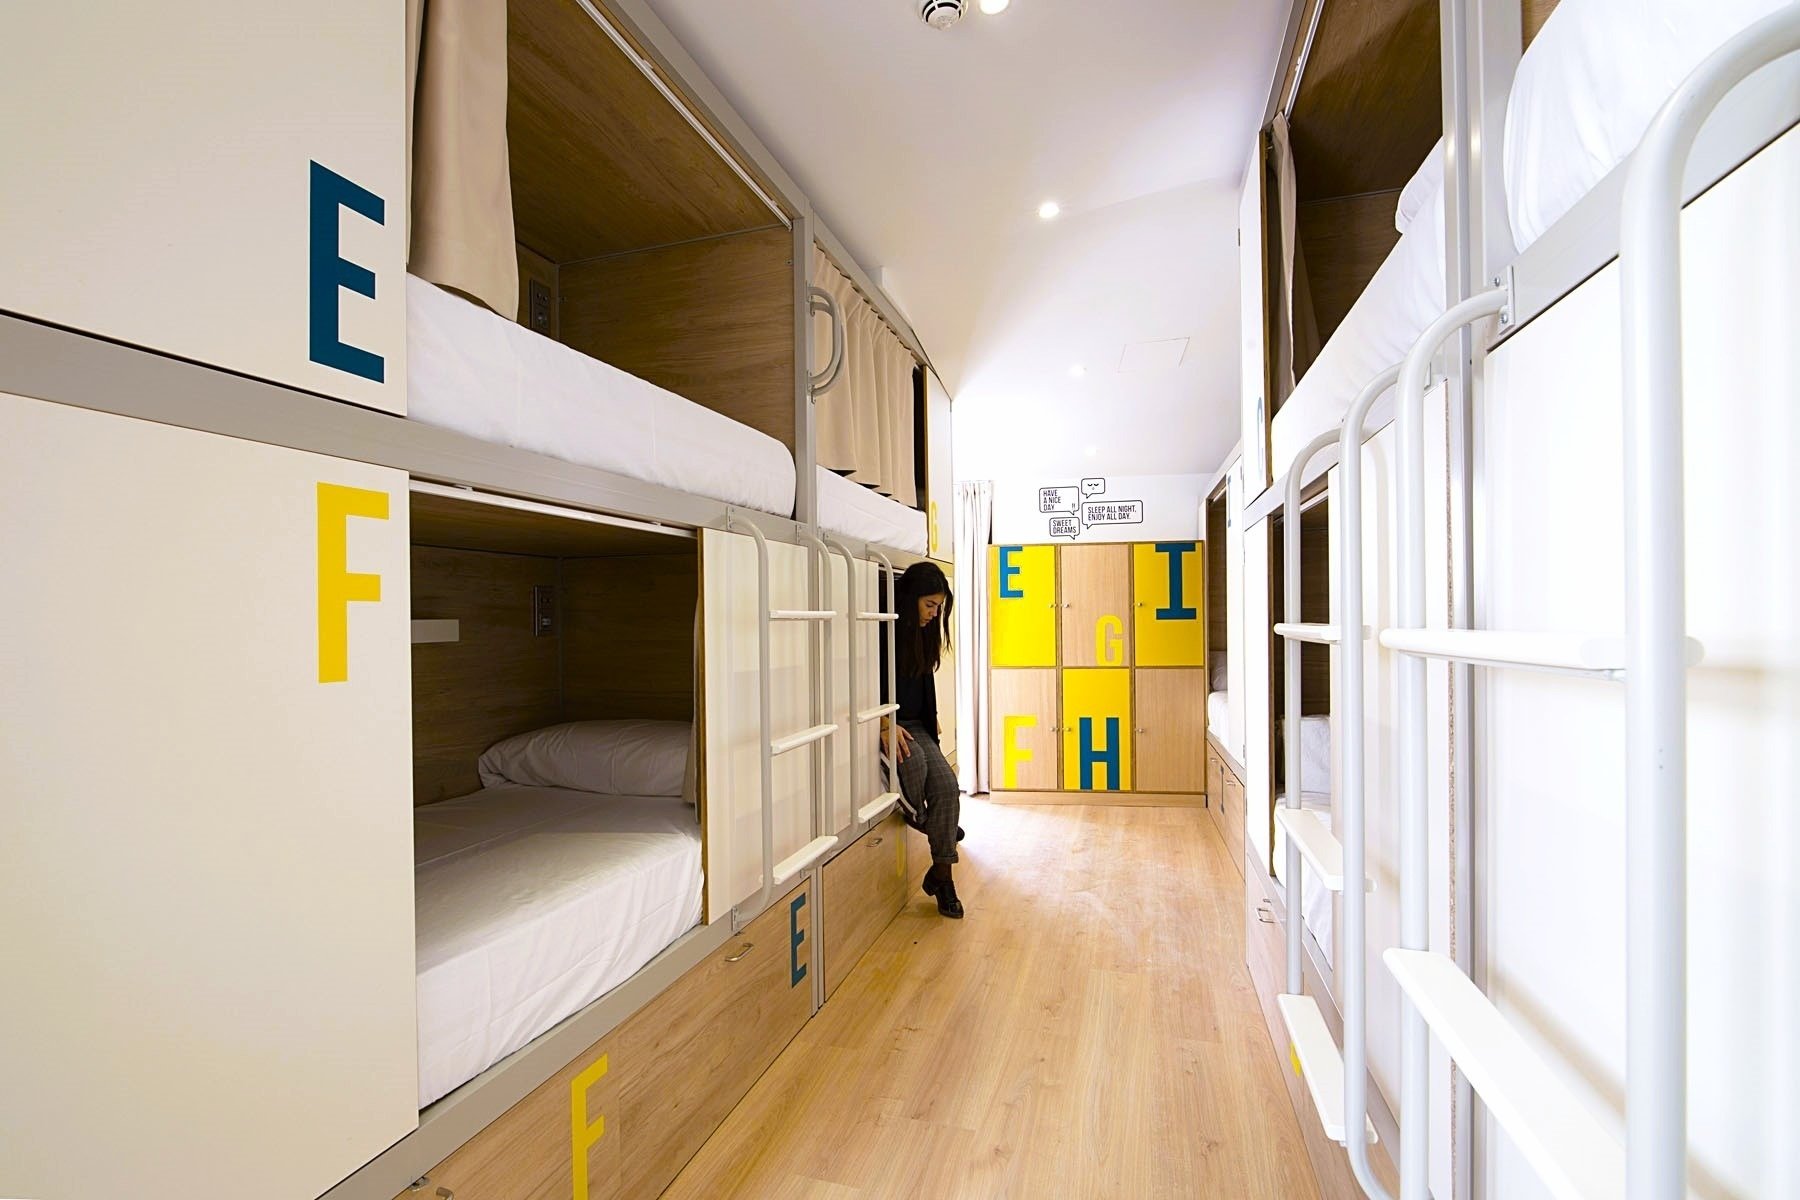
[921,0,965,29]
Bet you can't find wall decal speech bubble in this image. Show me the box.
[1081,500,1143,526]
[1037,485,1080,514]
[1081,477,1106,497]
[1048,516,1082,539]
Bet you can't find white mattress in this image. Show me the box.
[817,466,928,554]
[1504,0,1789,252]
[407,275,797,517]
[1270,166,1448,472]
[413,785,703,1108]
[1273,790,1337,966]
[1207,690,1231,740]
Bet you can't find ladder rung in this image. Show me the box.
[857,611,899,622]
[858,793,902,823]
[1274,808,1347,892]
[770,609,837,622]
[1273,622,1370,645]
[770,723,837,756]
[1384,951,1623,1200]
[773,835,839,883]
[1277,994,1377,1145]
[857,703,900,724]
[1377,628,1703,677]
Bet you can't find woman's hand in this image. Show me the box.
[883,719,916,763]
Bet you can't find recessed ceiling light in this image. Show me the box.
[1037,200,1061,221]
[1069,364,1087,378]
[980,0,1011,12]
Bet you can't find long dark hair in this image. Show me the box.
[895,561,953,678]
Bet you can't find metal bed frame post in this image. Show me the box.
[1392,287,1508,1200]
[724,512,840,932]
[1337,363,1403,1200]
[1618,10,1800,1195]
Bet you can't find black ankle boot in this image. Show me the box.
[922,867,964,919]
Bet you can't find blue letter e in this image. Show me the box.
[309,161,385,383]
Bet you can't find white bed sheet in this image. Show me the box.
[413,785,703,1108]
[1504,0,1788,252]
[817,466,928,554]
[1273,790,1337,966]
[1269,171,1448,472]
[1207,690,1232,740]
[407,275,797,517]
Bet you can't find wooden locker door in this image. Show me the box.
[988,544,1057,667]
[0,394,415,1200]
[1061,669,1132,792]
[701,530,817,920]
[1133,541,1206,666]
[1134,669,1207,793]
[989,669,1059,791]
[1060,543,1131,668]
[0,4,405,412]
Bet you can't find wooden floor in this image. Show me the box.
[663,796,1324,1199]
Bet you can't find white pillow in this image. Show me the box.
[1395,138,1444,235]
[479,720,693,797]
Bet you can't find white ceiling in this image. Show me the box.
[641,0,1290,481]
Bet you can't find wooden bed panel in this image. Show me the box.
[562,552,699,723]
[1287,0,1441,200]
[1524,0,1560,48]
[506,0,773,263]
[822,814,910,997]
[412,546,562,805]
[1297,190,1404,345]
[557,226,797,450]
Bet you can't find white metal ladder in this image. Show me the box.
[726,514,840,931]
[824,537,903,834]
[1335,14,1797,1198]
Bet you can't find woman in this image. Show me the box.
[881,561,965,919]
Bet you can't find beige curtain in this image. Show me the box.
[813,250,917,503]
[407,0,519,320]
[1269,114,1300,402]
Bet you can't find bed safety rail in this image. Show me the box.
[809,286,845,396]
[726,516,839,929]
[1375,628,1703,680]
[1276,426,1379,1154]
[825,538,904,835]
[1335,361,1404,1200]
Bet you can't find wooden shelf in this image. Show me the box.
[1384,951,1624,1200]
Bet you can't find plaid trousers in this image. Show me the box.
[889,721,960,865]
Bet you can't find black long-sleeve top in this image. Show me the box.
[878,639,939,743]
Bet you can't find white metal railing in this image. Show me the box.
[726,516,839,929]
[866,550,903,830]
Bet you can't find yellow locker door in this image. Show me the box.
[1062,669,1132,792]
[1133,541,1205,666]
[988,544,1057,667]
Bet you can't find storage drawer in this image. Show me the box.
[1219,770,1247,880]
[613,879,814,1199]
[398,880,813,1200]
[823,813,910,997]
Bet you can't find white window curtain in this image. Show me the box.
[811,250,917,504]
[953,480,994,794]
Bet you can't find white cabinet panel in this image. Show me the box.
[0,395,416,1200]
[0,4,405,413]
[702,530,820,917]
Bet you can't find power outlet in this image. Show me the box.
[532,584,557,637]
[528,279,553,335]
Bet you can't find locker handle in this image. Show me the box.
[723,942,755,963]
[870,836,884,847]
[408,1180,454,1200]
